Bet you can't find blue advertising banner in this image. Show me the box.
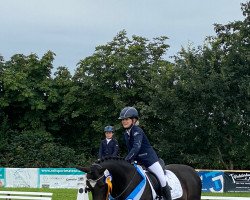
[198,171,224,192]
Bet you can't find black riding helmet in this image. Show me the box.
[118,107,139,119]
[104,125,114,132]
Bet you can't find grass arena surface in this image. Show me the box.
[0,188,78,200]
[0,188,249,199]
[201,192,250,197]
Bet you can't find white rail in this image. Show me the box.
[0,191,53,200]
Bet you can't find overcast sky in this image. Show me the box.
[0,0,245,74]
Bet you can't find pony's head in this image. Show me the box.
[78,157,132,200]
[78,163,110,200]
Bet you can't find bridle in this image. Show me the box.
[85,165,138,200]
[85,164,106,192]
[86,174,105,188]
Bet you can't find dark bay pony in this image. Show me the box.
[78,157,201,200]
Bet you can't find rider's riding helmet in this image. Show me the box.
[104,125,114,132]
[118,107,139,120]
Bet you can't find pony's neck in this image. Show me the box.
[100,160,138,199]
[101,159,134,177]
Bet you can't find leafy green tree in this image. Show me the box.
[0,52,54,130]
[73,30,170,158]
[0,52,88,167]
[0,130,87,167]
[207,1,250,169]
[153,2,250,169]
[0,55,8,152]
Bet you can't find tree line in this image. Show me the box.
[0,2,249,170]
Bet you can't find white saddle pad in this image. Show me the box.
[165,170,183,199]
[145,169,183,200]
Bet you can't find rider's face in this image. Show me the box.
[105,132,113,139]
[121,118,133,128]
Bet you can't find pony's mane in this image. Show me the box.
[93,156,131,166]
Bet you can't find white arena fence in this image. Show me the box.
[0,191,53,200]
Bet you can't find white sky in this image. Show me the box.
[0,0,245,74]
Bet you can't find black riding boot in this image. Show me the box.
[161,185,172,200]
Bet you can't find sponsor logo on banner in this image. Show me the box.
[5,168,38,188]
[198,171,224,192]
[224,172,250,192]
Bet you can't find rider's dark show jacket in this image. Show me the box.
[124,125,158,167]
[98,138,119,159]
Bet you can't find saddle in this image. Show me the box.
[139,158,167,191]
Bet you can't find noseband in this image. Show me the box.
[86,173,105,188]
[85,163,105,191]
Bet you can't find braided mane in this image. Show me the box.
[93,156,131,166]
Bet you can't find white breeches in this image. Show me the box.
[148,161,166,187]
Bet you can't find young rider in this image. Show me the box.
[119,106,172,200]
[98,125,119,159]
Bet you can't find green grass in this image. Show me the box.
[0,188,249,200]
[0,188,78,200]
[202,192,250,197]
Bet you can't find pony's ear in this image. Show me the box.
[76,166,90,173]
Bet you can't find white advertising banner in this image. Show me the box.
[1,168,85,189]
[38,168,85,188]
[5,168,38,188]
